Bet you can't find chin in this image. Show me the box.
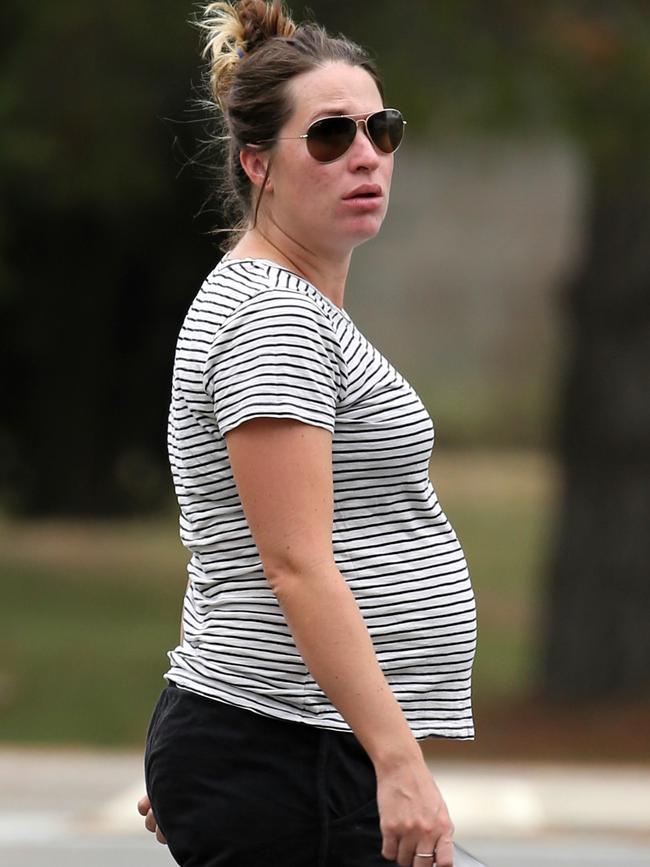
[347,219,384,246]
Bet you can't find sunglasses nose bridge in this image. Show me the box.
[355,117,370,141]
[349,117,376,154]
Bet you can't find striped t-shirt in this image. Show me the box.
[165,256,477,740]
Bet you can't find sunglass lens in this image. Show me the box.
[368,109,404,154]
[306,116,356,162]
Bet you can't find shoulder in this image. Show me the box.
[198,259,351,410]
[207,259,345,339]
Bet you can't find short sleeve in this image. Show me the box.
[203,290,344,437]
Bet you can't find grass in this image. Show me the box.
[0,519,187,746]
[5,448,625,759]
[431,449,555,699]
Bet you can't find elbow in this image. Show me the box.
[262,553,338,597]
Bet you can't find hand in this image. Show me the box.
[376,757,454,867]
[137,794,167,845]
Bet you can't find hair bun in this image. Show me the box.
[239,0,296,55]
[200,1,296,110]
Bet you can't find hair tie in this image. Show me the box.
[236,46,245,59]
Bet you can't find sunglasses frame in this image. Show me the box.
[250,108,407,163]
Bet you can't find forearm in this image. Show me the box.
[269,562,422,771]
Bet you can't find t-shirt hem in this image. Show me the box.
[163,672,475,742]
[218,409,335,437]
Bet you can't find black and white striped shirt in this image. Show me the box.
[165,256,477,740]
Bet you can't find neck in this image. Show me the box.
[230,222,351,310]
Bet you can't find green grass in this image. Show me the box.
[0,518,188,746]
[431,450,556,703]
[0,450,556,746]
[0,561,181,744]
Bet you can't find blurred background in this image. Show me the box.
[1,0,649,806]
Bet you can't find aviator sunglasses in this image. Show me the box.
[252,108,407,163]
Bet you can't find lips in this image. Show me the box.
[342,184,383,200]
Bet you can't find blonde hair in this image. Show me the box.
[194,1,384,248]
[199,1,296,111]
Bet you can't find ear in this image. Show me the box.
[239,147,273,192]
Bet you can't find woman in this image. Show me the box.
[139,2,477,866]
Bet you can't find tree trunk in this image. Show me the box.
[540,163,650,700]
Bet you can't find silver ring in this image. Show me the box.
[415,854,435,859]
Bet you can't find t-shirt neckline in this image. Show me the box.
[218,255,350,319]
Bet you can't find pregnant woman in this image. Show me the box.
[139,3,478,866]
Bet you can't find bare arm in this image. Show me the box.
[224,417,454,867]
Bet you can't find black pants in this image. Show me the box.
[144,682,398,867]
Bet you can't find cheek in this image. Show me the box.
[295,163,337,216]
[383,156,394,188]
[310,163,336,196]
[280,155,327,202]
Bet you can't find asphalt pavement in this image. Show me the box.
[1,747,648,866]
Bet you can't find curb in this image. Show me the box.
[427,760,650,838]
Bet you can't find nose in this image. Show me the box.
[347,119,381,169]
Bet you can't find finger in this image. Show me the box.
[144,809,158,833]
[397,835,419,867]
[381,829,399,863]
[137,794,151,816]
[432,836,453,867]
[155,826,168,845]
[411,836,436,867]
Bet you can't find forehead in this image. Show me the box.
[287,61,383,125]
